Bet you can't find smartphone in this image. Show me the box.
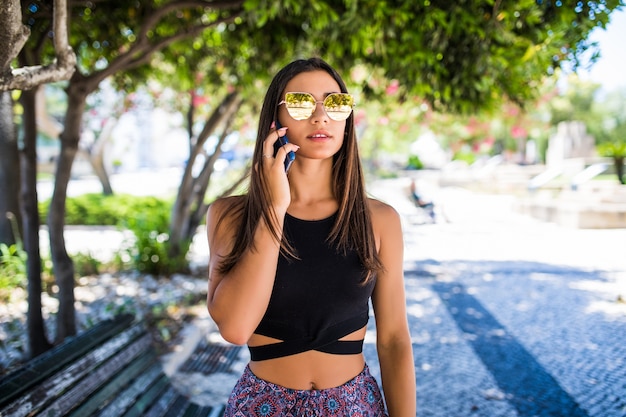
[273,121,295,172]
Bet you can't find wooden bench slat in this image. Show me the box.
[121,374,171,417]
[0,314,135,406]
[144,386,179,417]
[194,404,223,417]
[1,314,221,417]
[206,405,226,417]
[34,333,153,417]
[67,352,159,417]
[181,402,201,417]
[96,362,163,417]
[162,395,193,417]
[1,321,147,417]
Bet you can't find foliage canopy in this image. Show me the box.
[16,0,621,113]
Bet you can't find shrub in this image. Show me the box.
[114,197,189,276]
[407,155,424,170]
[453,150,476,165]
[72,252,101,277]
[0,243,27,302]
[39,193,173,226]
[40,194,190,275]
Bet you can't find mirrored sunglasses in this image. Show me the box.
[278,92,354,121]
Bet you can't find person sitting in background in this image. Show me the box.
[410,179,435,221]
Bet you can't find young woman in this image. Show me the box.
[206,58,416,416]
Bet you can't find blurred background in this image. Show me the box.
[0,3,625,414]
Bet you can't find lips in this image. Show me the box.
[307,130,331,141]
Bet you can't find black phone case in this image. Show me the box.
[274,121,295,172]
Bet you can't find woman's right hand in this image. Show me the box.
[261,125,299,212]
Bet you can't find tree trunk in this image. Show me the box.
[48,76,92,341]
[83,117,118,195]
[90,154,113,195]
[168,92,241,260]
[0,90,21,245]
[20,87,52,357]
[615,156,625,185]
[186,103,242,237]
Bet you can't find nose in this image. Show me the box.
[309,100,329,123]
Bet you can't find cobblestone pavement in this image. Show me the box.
[165,177,626,417]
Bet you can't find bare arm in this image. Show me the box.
[206,126,297,345]
[206,197,283,344]
[370,201,416,416]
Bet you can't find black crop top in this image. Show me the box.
[249,212,376,361]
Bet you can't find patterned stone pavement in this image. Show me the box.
[165,177,626,416]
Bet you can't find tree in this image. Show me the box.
[1,0,622,356]
[29,0,244,342]
[0,0,75,90]
[167,90,246,264]
[311,0,621,113]
[150,0,624,258]
[0,91,20,246]
[590,87,626,184]
[549,75,600,125]
[80,116,117,196]
[0,0,74,245]
[547,75,626,184]
[19,86,52,355]
[139,17,306,263]
[0,0,75,358]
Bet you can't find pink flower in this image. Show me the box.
[386,80,399,95]
[511,126,527,139]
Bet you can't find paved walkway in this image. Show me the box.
[161,177,626,416]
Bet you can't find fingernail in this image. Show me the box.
[270,121,276,129]
[278,126,288,131]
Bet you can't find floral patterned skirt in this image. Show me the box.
[223,363,388,417]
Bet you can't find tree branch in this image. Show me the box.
[0,0,76,91]
[0,61,74,90]
[53,0,73,67]
[56,3,242,103]
[136,0,244,47]
[100,12,241,79]
[199,164,250,215]
[492,0,502,20]
[0,0,30,70]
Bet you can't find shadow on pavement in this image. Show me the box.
[404,259,625,417]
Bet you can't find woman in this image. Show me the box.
[206,57,416,416]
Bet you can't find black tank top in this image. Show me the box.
[249,212,376,361]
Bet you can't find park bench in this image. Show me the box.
[0,313,225,417]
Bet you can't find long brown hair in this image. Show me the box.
[217,58,383,282]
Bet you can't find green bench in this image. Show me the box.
[0,314,225,417]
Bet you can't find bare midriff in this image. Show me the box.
[247,326,367,390]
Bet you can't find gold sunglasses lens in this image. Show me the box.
[284,92,317,120]
[283,92,354,121]
[324,93,354,121]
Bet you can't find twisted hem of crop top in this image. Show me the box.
[248,210,374,361]
[249,312,369,361]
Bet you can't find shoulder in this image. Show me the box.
[209,195,245,215]
[207,195,246,233]
[366,198,402,250]
[367,197,400,225]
